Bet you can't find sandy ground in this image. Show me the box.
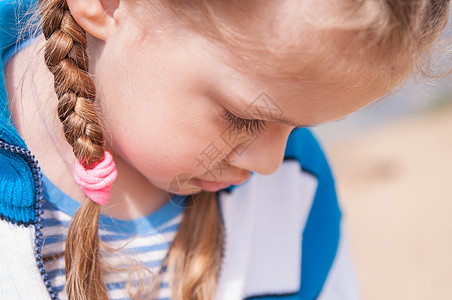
[319,107,452,300]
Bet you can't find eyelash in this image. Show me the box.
[222,110,267,135]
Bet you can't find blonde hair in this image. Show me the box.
[144,0,450,86]
[37,0,450,299]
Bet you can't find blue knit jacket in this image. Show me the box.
[0,0,39,224]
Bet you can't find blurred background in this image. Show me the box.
[312,15,452,300]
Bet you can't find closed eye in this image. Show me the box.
[222,110,267,136]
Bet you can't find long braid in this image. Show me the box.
[40,0,104,165]
[39,0,108,299]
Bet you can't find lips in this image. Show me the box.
[191,169,251,192]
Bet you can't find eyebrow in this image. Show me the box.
[248,109,312,128]
[223,90,314,127]
[245,104,313,127]
[241,97,349,128]
[275,115,350,128]
[267,116,311,128]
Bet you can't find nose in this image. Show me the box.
[226,123,293,175]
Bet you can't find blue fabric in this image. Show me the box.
[244,128,341,300]
[0,152,36,221]
[41,175,184,299]
[0,0,39,223]
[289,129,341,300]
[42,174,187,235]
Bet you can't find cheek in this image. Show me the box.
[99,101,209,181]
[94,80,232,186]
[92,26,235,185]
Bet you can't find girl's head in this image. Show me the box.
[37,0,450,299]
[52,0,450,195]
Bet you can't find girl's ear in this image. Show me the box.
[66,0,119,41]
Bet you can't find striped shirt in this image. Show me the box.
[40,175,186,300]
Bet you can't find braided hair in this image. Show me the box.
[39,0,108,298]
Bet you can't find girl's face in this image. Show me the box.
[91,3,392,195]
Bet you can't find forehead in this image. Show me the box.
[159,0,393,81]
[131,0,390,72]
[122,0,398,126]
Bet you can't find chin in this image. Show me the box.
[168,187,203,196]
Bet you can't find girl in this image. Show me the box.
[0,0,450,299]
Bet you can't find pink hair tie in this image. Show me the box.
[73,151,118,205]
